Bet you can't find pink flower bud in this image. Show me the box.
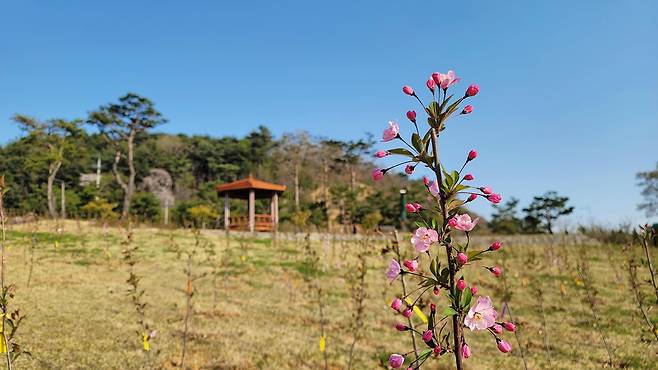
[371,168,384,181]
[404,165,414,175]
[403,259,418,272]
[413,202,422,211]
[389,354,405,368]
[497,340,512,353]
[465,84,480,97]
[422,330,433,342]
[470,286,478,295]
[402,308,413,318]
[395,322,408,331]
[426,78,436,92]
[464,173,474,181]
[504,322,517,332]
[433,286,440,296]
[433,345,442,355]
[406,110,417,123]
[402,86,415,96]
[405,203,418,213]
[423,176,431,186]
[467,150,478,161]
[487,193,502,204]
[431,72,441,85]
[430,303,436,312]
[490,241,502,251]
[375,150,389,158]
[490,266,503,277]
[466,194,477,203]
[456,279,466,291]
[391,298,403,311]
[448,218,458,228]
[462,343,471,358]
[461,105,473,115]
[457,252,468,265]
[492,324,503,334]
[481,186,493,195]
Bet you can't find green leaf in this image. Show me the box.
[461,288,473,308]
[411,133,422,152]
[388,148,414,157]
[442,307,458,317]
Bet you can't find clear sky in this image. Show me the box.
[1,0,657,227]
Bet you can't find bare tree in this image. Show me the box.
[88,93,166,219]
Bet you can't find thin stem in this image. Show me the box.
[641,231,658,303]
[0,180,12,370]
[429,129,463,370]
[393,230,420,365]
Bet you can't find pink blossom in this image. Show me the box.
[481,186,493,195]
[497,340,512,353]
[371,168,385,181]
[395,322,407,331]
[504,322,517,332]
[382,121,400,142]
[470,286,478,295]
[464,173,474,181]
[456,279,466,291]
[404,164,414,175]
[488,193,502,204]
[426,78,436,92]
[492,324,503,334]
[467,149,478,161]
[465,84,480,97]
[411,227,439,253]
[490,241,502,251]
[461,105,473,115]
[428,181,440,198]
[423,176,431,186]
[462,343,471,359]
[403,259,418,272]
[402,85,415,96]
[448,213,479,232]
[490,266,503,277]
[464,296,498,331]
[389,354,405,368]
[386,259,401,282]
[406,110,416,123]
[457,252,468,265]
[422,330,433,342]
[466,194,477,203]
[375,150,389,158]
[402,307,412,318]
[391,298,403,311]
[432,70,461,90]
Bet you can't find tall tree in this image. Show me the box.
[489,197,522,234]
[637,163,658,217]
[88,93,166,219]
[12,115,81,218]
[523,191,574,234]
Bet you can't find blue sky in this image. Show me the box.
[1,0,657,226]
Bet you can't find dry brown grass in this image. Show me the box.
[2,220,657,369]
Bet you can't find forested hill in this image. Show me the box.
[0,122,427,230]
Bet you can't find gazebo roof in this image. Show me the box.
[216,176,286,197]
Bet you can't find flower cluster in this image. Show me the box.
[374,71,513,370]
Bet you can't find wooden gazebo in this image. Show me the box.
[216,176,286,232]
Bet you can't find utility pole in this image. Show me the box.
[96,155,102,189]
[60,181,66,219]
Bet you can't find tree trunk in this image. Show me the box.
[112,149,130,219]
[294,163,300,210]
[47,161,62,219]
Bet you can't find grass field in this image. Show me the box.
[1,220,657,369]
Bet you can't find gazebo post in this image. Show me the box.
[248,189,255,232]
[224,193,230,230]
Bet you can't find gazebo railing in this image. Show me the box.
[228,214,274,232]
